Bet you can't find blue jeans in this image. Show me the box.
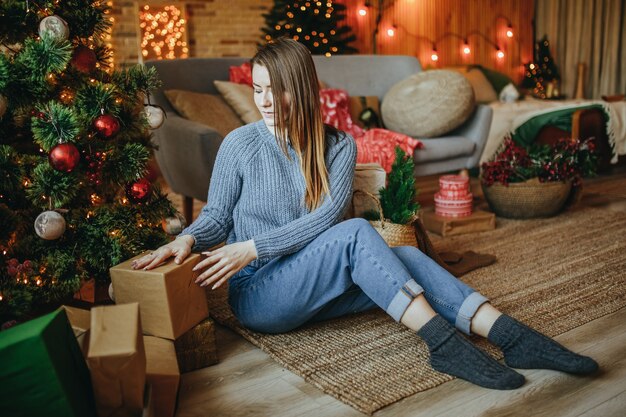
[228,218,488,334]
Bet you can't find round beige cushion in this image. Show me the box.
[381,70,475,137]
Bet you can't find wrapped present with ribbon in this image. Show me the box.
[0,309,96,417]
[110,252,209,340]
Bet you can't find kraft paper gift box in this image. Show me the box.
[87,303,146,417]
[174,317,218,373]
[61,305,92,355]
[141,384,155,417]
[109,252,209,340]
[143,336,180,417]
[0,309,96,417]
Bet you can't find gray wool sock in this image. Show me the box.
[417,315,525,390]
[487,315,599,375]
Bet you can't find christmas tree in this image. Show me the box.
[0,1,179,321]
[365,147,420,224]
[261,0,358,55]
[521,35,561,99]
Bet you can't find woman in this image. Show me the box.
[133,38,598,389]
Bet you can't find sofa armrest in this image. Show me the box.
[152,115,225,202]
[448,104,493,168]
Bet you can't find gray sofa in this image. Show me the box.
[146,55,492,222]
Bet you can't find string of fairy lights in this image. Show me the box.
[139,4,188,60]
[130,1,514,62]
[264,1,341,57]
[358,3,515,62]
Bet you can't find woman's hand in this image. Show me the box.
[193,240,257,289]
[131,234,195,270]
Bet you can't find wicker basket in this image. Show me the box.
[481,178,572,219]
[353,190,419,248]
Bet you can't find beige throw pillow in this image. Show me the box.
[381,70,475,137]
[213,80,262,124]
[164,89,243,137]
[463,69,498,103]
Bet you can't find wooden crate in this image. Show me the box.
[422,208,496,237]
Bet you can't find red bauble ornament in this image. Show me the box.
[125,178,151,203]
[49,143,80,172]
[93,114,120,138]
[71,45,97,74]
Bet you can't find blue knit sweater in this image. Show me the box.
[180,120,357,268]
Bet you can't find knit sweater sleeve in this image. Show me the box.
[252,133,357,260]
[178,133,243,252]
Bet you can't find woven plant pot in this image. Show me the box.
[481,178,572,219]
[353,190,419,247]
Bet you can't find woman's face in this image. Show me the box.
[252,64,276,129]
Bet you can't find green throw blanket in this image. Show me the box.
[512,104,608,147]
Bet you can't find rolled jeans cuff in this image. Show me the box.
[455,291,489,335]
[386,279,424,322]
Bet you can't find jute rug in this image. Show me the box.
[206,206,626,415]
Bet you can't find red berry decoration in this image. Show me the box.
[125,178,151,203]
[71,45,97,74]
[93,114,120,138]
[83,150,105,185]
[1,320,18,331]
[49,143,80,172]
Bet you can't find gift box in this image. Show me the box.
[434,175,474,218]
[87,303,146,417]
[174,318,218,373]
[142,384,155,417]
[109,252,209,340]
[60,305,92,355]
[143,336,180,417]
[0,309,96,417]
[61,305,91,335]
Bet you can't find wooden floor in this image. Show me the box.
[164,169,626,417]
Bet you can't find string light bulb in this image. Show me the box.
[506,24,514,38]
[496,47,505,59]
[387,25,396,37]
[431,47,439,62]
[462,39,471,55]
[358,7,367,16]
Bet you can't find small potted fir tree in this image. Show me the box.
[361,147,420,247]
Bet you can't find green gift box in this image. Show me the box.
[0,309,96,417]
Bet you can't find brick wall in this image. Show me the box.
[111,0,272,68]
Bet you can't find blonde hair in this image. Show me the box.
[252,38,334,211]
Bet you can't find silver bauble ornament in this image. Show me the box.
[34,211,66,240]
[38,15,70,41]
[0,95,7,119]
[108,283,116,302]
[144,104,165,129]
[161,212,186,235]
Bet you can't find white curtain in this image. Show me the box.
[535,0,626,99]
